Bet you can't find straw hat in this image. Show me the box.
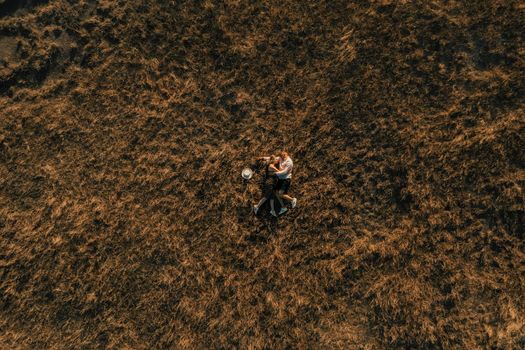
[241,167,253,180]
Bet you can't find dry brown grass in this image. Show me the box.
[0,0,524,348]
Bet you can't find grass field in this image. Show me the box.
[1,0,524,348]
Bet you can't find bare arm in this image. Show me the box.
[275,163,291,176]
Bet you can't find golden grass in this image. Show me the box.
[0,0,524,348]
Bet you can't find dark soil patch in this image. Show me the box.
[0,0,49,17]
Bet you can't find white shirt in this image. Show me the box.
[275,156,293,179]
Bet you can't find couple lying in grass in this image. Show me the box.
[254,150,297,217]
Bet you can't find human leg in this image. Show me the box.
[276,190,288,215]
[276,190,285,207]
[280,179,297,208]
[281,194,297,207]
[270,198,277,217]
[254,196,267,214]
[281,194,293,202]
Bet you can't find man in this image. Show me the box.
[270,150,297,217]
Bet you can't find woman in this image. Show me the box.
[253,155,279,216]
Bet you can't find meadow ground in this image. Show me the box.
[0,0,524,349]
